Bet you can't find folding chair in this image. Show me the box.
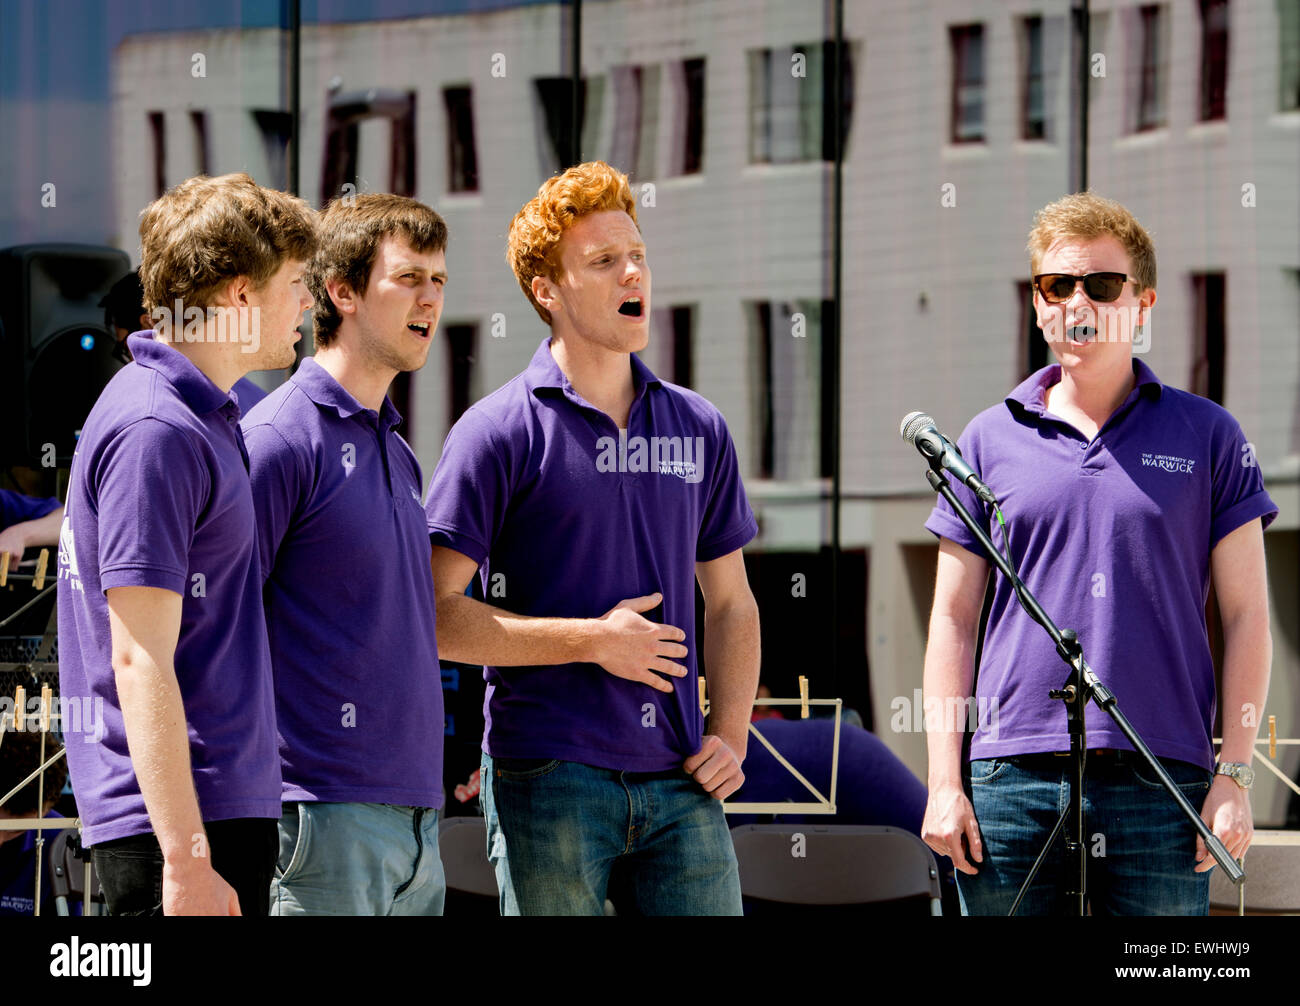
[47,827,105,916]
[1209,831,1300,915]
[438,815,499,915]
[731,824,943,915]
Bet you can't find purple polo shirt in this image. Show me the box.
[425,337,758,772]
[242,359,444,808]
[233,376,269,411]
[127,330,268,416]
[925,360,1278,771]
[0,490,60,531]
[57,334,280,846]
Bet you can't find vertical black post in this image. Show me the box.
[830,0,844,692]
[570,0,582,167]
[1078,0,1090,192]
[288,0,301,196]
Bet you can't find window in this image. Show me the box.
[670,305,693,388]
[533,76,604,174]
[443,86,479,193]
[319,89,416,205]
[1021,17,1045,140]
[1135,5,1166,130]
[674,58,705,175]
[190,110,209,176]
[1280,0,1300,110]
[252,110,292,190]
[1190,273,1226,404]
[950,25,985,143]
[750,299,832,480]
[1199,0,1229,121]
[1018,280,1050,378]
[748,42,853,163]
[609,64,660,181]
[445,323,477,426]
[147,111,165,198]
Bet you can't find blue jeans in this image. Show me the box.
[270,802,444,916]
[481,753,742,916]
[957,752,1213,916]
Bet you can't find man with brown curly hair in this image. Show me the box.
[57,173,316,916]
[426,161,760,915]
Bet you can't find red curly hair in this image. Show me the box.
[506,161,638,325]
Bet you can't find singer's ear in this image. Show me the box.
[532,273,561,317]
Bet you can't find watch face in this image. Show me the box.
[1240,766,1255,786]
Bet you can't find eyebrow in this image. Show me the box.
[585,242,646,257]
[391,263,449,280]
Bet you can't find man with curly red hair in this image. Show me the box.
[425,161,760,915]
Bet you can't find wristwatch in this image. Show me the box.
[1214,761,1255,790]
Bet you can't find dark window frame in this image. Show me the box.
[147,111,166,198]
[443,85,480,193]
[950,24,986,144]
[1198,0,1229,121]
[1190,272,1226,404]
[1021,16,1046,140]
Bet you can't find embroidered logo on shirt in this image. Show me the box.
[1140,452,1196,474]
[595,433,706,484]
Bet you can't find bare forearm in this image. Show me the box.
[435,592,598,666]
[1217,610,1272,764]
[701,602,760,758]
[20,508,64,548]
[115,654,206,863]
[923,613,979,789]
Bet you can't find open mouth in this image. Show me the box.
[1067,325,1096,343]
[407,321,432,337]
[617,297,643,319]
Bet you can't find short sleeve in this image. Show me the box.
[1209,417,1278,548]
[0,489,60,531]
[243,422,306,583]
[696,414,758,562]
[923,422,991,556]
[94,419,209,595]
[424,408,513,565]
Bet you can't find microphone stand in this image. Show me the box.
[922,466,1244,915]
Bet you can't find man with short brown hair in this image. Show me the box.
[243,193,449,915]
[57,173,316,916]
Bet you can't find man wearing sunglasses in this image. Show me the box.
[920,192,1276,915]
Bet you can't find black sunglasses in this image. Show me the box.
[1033,272,1136,304]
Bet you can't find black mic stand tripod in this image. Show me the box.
[921,465,1244,915]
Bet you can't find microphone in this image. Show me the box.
[900,412,998,504]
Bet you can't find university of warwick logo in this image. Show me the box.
[1140,452,1196,475]
[595,433,705,484]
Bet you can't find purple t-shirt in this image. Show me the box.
[0,490,60,531]
[425,337,758,772]
[56,335,281,846]
[925,360,1278,771]
[242,359,444,808]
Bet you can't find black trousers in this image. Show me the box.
[92,818,278,916]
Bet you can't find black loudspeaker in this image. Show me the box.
[0,244,131,467]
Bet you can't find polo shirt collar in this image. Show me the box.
[291,357,403,429]
[1006,358,1163,419]
[522,336,664,401]
[127,332,234,415]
